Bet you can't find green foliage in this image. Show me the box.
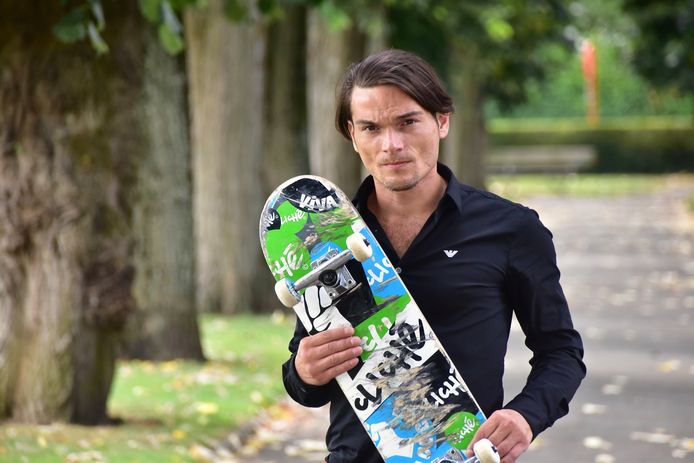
[487,0,694,119]
[139,0,186,54]
[317,0,353,31]
[224,0,249,21]
[388,0,571,109]
[487,40,694,119]
[623,0,694,97]
[53,0,109,54]
[56,0,286,56]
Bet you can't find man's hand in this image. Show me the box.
[295,326,363,386]
[468,409,532,463]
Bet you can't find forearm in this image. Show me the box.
[504,346,586,437]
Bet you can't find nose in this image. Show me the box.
[381,128,404,153]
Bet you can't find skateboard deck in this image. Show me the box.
[259,175,499,463]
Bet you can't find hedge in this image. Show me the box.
[488,116,694,173]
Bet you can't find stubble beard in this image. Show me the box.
[382,177,419,192]
[378,171,422,192]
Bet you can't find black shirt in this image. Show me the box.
[282,163,585,463]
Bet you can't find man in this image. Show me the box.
[282,49,585,463]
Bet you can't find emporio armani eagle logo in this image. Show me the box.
[443,250,459,258]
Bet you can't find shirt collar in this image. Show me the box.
[352,162,465,215]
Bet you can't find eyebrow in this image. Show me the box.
[353,110,425,126]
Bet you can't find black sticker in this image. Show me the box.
[263,208,281,231]
[282,178,340,213]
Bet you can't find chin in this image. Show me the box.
[382,177,420,192]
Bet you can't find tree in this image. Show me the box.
[0,0,141,424]
[123,26,204,361]
[623,0,694,98]
[306,6,365,195]
[389,0,571,188]
[263,3,309,193]
[0,0,208,423]
[184,0,268,313]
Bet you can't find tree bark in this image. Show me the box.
[263,4,309,193]
[306,10,364,195]
[185,0,267,313]
[122,28,204,360]
[443,47,488,190]
[0,1,140,423]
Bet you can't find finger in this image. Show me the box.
[297,333,362,385]
[297,346,361,385]
[314,354,361,382]
[501,442,526,463]
[303,326,356,348]
[468,417,497,449]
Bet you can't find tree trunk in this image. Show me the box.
[443,47,488,190]
[185,0,267,313]
[306,10,364,195]
[0,1,140,423]
[122,28,204,360]
[263,4,309,193]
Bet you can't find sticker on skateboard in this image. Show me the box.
[259,175,500,463]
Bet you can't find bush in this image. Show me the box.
[489,116,694,173]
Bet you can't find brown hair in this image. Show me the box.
[335,48,454,140]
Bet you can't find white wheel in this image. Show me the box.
[346,233,372,262]
[275,279,300,308]
[473,439,500,463]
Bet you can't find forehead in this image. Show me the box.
[350,85,424,119]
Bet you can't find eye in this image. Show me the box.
[362,125,379,132]
[402,119,417,126]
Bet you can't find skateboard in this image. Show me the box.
[259,175,500,463]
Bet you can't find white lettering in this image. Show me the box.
[428,371,465,406]
[280,210,306,225]
[271,243,304,278]
[298,194,338,212]
[366,260,393,285]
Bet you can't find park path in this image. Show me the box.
[217,178,694,463]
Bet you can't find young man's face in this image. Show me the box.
[347,85,449,192]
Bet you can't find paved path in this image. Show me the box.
[233,180,694,463]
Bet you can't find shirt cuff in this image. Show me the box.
[283,355,331,407]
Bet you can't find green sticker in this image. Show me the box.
[444,411,481,450]
[354,295,410,361]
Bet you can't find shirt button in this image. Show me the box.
[395,267,402,274]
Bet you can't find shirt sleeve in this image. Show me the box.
[503,208,586,438]
[282,317,334,408]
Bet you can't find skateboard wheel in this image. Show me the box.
[346,233,372,262]
[473,439,500,463]
[275,279,300,308]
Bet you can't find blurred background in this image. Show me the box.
[0,0,692,461]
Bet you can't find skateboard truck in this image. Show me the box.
[434,439,499,463]
[275,233,372,307]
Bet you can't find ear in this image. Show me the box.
[436,113,450,139]
[347,120,359,152]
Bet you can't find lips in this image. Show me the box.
[381,159,411,167]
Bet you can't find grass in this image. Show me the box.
[0,313,294,463]
[487,173,667,200]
